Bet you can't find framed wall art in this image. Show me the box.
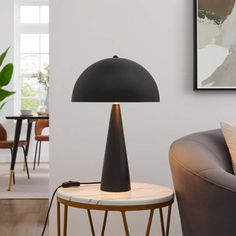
[194,0,236,90]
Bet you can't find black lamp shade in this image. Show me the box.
[71,57,160,103]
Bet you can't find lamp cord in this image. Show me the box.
[41,185,62,236]
[41,181,100,236]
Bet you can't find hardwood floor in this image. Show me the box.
[0,199,49,236]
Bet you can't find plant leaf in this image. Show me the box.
[0,47,10,67]
[0,102,7,111]
[0,63,13,87]
[0,89,15,102]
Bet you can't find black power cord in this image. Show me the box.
[41,185,62,236]
[41,181,100,236]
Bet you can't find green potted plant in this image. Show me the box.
[32,65,49,112]
[0,47,15,110]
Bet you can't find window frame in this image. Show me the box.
[14,0,49,114]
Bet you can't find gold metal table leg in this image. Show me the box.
[23,158,26,171]
[63,205,68,236]
[57,201,61,236]
[56,199,173,236]
[145,209,154,236]
[159,208,165,236]
[7,170,14,191]
[87,210,95,236]
[121,211,130,236]
[101,210,108,236]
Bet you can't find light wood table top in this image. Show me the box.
[57,182,174,206]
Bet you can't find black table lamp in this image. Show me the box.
[72,56,160,192]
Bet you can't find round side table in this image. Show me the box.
[57,182,174,236]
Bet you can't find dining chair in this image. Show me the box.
[33,119,49,170]
[0,123,30,184]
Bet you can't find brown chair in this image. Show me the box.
[0,123,29,183]
[33,119,49,170]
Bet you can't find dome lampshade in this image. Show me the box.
[71,56,160,103]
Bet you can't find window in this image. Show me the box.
[15,0,49,113]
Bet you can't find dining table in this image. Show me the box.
[6,114,49,191]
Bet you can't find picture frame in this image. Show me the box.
[194,0,236,90]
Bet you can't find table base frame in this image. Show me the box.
[57,197,173,236]
[6,116,48,191]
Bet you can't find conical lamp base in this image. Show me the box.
[101,104,131,192]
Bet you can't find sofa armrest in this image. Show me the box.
[197,168,236,193]
[170,147,236,193]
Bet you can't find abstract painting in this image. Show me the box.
[194,0,236,90]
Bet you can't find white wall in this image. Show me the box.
[0,0,49,164]
[50,0,236,235]
[0,0,15,124]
